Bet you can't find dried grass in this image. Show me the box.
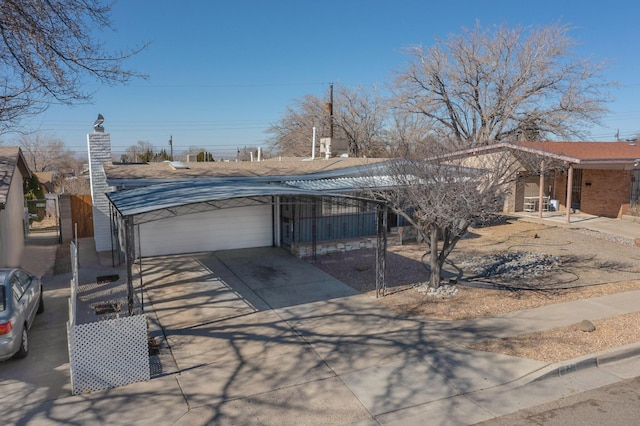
[315,219,640,362]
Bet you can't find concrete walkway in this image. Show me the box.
[3,218,640,425]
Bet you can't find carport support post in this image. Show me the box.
[125,216,136,315]
[375,205,387,298]
[312,200,317,261]
[538,159,545,219]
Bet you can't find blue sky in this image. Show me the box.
[14,0,640,159]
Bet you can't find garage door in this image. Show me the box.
[137,204,273,257]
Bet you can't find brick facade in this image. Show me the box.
[549,169,631,218]
[580,169,632,218]
[87,132,114,252]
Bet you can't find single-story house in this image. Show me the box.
[87,128,403,298]
[443,141,640,220]
[0,147,32,267]
[102,157,400,259]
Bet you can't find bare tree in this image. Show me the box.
[0,0,147,133]
[334,84,388,157]
[183,146,215,162]
[58,176,91,194]
[266,93,329,157]
[18,133,77,172]
[370,143,526,288]
[267,84,389,157]
[393,22,613,145]
[383,109,436,157]
[121,141,155,162]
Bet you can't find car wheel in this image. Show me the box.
[13,325,29,359]
[37,286,44,314]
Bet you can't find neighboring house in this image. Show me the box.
[33,171,55,194]
[445,141,640,219]
[0,147,32,267]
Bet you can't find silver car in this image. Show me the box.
[0,268,44,361]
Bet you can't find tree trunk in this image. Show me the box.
[429,225,441,288]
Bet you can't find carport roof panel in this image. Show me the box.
[107,180,351,217]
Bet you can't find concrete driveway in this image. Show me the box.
[138,247,544,425]
[2,245,551,425]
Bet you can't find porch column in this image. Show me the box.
[565,165,573,223]
[538,159,545,219]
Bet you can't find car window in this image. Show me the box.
[0,286,5,311]
[15,270,32,289]
[11,275,25,300]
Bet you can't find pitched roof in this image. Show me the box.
[438,141,640,167]
[0,147,31,208]
[518,141,640,162]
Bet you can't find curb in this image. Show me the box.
[531,342,640,383]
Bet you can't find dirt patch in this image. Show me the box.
[315,218,640,362]
[54,241,72,275]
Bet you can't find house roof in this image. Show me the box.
[439,141,640,169]
[33,172,55,193]
[104,157,390,186]
[0,147,31,208]
[518,141,640,163]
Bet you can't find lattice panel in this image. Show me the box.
[68,314,150,395]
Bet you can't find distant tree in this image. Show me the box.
[236,146,262,162]
[121,141,155,162]
[267,85,389,157]
[24,174,44,200]
[334,84,388,157]
[57,176,91,194]
[382,109,435,157]
[196,151,214,162]
[18,133,76,172]
[0,0,147,133]
[393,22,614,145]
[266,93,329,157]
[154,148,172,162]
[181,146,213,162]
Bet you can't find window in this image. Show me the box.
[11,276,25,300]
[0,286,5,311]
[15,270,32,289]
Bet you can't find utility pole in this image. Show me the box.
[168,135,173,160]
[329,83,334,139]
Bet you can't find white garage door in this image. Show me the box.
[137,204,273,257]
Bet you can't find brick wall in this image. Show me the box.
[87,132,113,252]
[580,169,632,218]
[551,169,631,217]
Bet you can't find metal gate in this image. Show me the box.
[26,196,60,237]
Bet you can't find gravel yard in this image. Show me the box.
[314,218,640,362]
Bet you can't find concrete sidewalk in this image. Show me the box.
[7,224,640,425]
[516,211,640,242]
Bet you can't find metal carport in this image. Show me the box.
[106,178,389,314]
